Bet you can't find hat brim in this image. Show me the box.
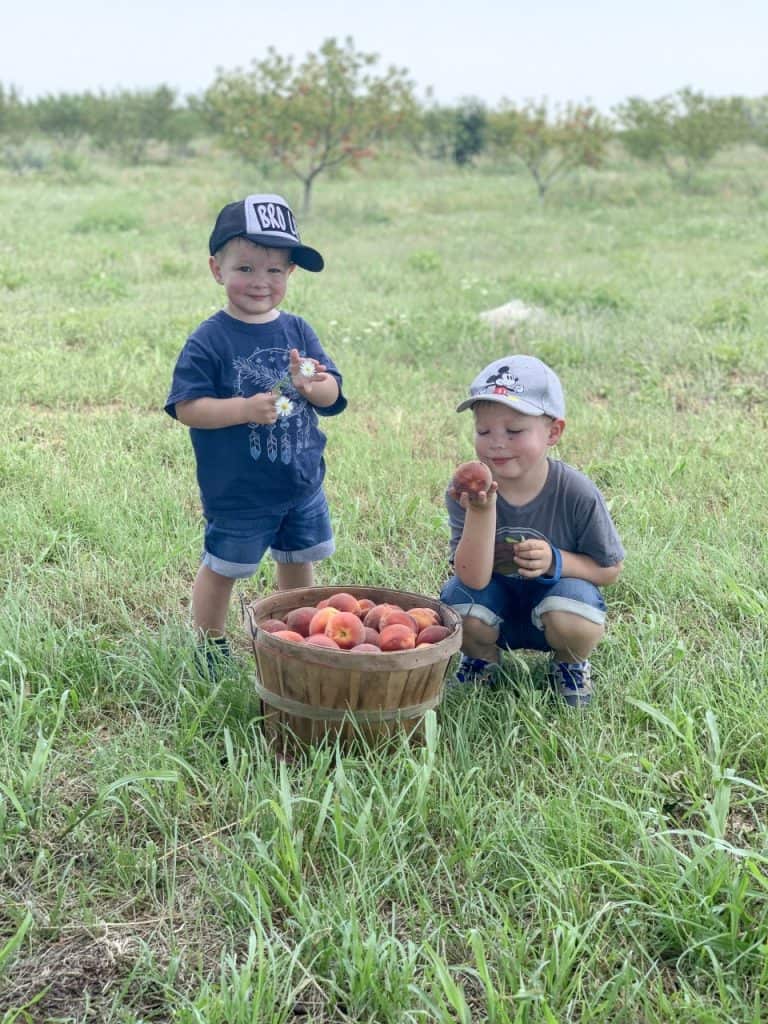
[209,231,324,272]
[456,394,550,416]
[289,244,324,272]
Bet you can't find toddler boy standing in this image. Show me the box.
[165,194,346,665]
[440,355,624,706]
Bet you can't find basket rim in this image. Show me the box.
[245,584,462,668]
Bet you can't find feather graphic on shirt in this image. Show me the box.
[266,427,278,462]
[249,427,261,460]
[280,418,291,464]
[232,347,315,465]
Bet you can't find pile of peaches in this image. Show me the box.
[258,592,452,653]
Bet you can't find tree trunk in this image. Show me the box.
[302,177,313,217]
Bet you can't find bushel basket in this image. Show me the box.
[245,585,462,750]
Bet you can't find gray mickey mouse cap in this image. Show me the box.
[209,193,324,271]
[456,355,565,418]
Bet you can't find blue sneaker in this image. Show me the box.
[548,659,593,707]
[450,655,501,689]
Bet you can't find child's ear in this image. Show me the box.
[548,418,565,445]
[209,255,223,284]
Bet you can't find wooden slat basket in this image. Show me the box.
[245,585,462,750]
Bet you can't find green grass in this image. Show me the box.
[1,145,767,1022]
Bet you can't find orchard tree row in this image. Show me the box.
[0,83,202,165]
[2,37,767,208]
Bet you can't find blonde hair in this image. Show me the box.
[213,237,295,266]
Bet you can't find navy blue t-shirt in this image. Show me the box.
[165,310,347,515]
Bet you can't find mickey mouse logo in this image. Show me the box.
[484,365,524,397]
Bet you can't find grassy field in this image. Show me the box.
[1,145,767,1022]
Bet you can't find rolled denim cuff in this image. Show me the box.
[537,545,562,585]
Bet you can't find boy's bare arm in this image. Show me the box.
[174,394,278,428]
[560,551,623,586]
[453,498,497,590]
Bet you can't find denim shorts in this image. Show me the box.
[202,487,334,579]
[439,573,607,652]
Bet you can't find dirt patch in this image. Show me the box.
[0,930,163,1022]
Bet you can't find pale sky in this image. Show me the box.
[4,0,765,111]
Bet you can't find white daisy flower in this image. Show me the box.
[275,395,294,418]
[299,359,316,378]
[275,395,294,417]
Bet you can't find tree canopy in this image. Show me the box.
[203,37,418,214]
[488,100,611,198]
[614,88,748,185]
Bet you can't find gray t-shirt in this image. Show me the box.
[446,458,625,579]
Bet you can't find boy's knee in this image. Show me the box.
[541,609,604,649]
[461,613,500,646]
[531,580,606,634]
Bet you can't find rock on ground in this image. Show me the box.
[479,300,545,328]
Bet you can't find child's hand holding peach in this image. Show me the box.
[448,460,497,507]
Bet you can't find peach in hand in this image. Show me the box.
[450,460,493,496]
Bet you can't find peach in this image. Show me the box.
[309,606,340,636]
[357,598,375,616]
[363,627,381,647]
[306,633,340,649]
[379,608,418,634]
[363,603,399,630]
[271,630,305,644]
[450,460,493,497]
[325,611,365,650]
[316,597,331,608]
[259,618,288,633]
[326,592,361,614]
[350,643,382,653]
[379,624,416,652]
[285,606,317,637]
[408,607,441,631]
[416,624,451,645]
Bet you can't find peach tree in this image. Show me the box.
[204,37,417,215]
[487,99,610,199]
[614,88,747,187]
